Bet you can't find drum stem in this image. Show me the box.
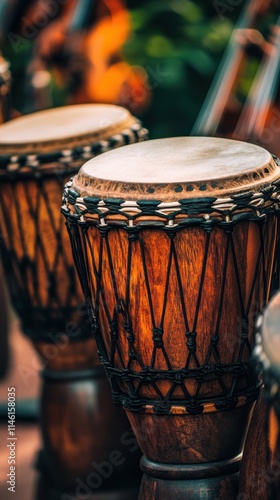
[123,401,255,500]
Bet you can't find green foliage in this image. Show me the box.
[124,0,237,137]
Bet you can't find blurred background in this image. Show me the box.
[0,1,280,499]
[1,0,278,139]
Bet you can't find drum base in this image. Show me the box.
[139,455,241,500]
[31,336,142,492]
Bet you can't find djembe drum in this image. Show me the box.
[0,104,147,498]
[239,292,280,500]
[62,137,280,499]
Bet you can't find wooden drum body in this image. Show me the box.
[63,137,280,499]
[0,105,147,496]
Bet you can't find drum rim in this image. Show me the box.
[62,175,280,227]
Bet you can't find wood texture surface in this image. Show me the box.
[82,217,276,402]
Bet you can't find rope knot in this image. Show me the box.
[241,318,249,339]
[110,319,118,341]
[186,331,197,353]
[152,327,164,348]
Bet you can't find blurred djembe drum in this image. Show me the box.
[0,53,11,378]
[62,137,280,499]
[0,104,147,497]
[239,292,280,500]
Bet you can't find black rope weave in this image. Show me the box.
[0,123,148,340]
[63,178,280,414]
[0,123,148,178]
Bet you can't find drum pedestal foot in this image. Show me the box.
[138,455,241,500]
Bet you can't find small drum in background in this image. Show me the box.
[0,104,147,496]
[0,104,147,337]
[239,292,280,500]
[63,137,280,500]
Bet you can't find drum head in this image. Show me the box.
[0,104,137,154]
[73,137,278,201]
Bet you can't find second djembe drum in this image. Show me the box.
[63,137,280,499]
[239,292,280,500]
[0,104,147,497]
